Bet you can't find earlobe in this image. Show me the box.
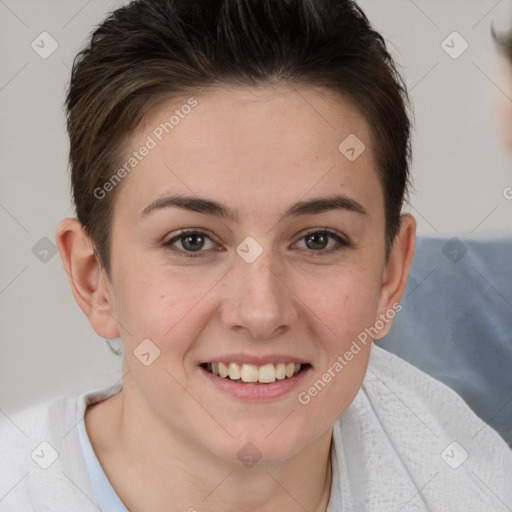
[55,218,120,340]
[374,214,416,339]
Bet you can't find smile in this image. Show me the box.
[202,362,306,384]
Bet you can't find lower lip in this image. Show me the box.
[199,365,311,402]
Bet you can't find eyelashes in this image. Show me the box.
[163,230,218,257]
[162,228,351,259]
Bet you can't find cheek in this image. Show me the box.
[296,265,381,399]
[112,262,215,354]
[296,325,372,436]
[299,264,383,340]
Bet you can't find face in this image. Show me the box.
[98,84,406,463]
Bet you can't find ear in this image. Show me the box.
[55,218,120,339]
[373,214,416,339]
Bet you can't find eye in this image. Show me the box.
[162,228,350,259]
[294,229,349,253]
[162,229,219,257]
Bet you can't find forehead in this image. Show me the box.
[114,84,382,223]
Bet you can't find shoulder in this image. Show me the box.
[380,234,512,446]
[0,394,79,476]
[359,344,503,438]
[332,344,512,511]
[0,386,118,511]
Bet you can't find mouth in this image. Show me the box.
[200,361,311,384]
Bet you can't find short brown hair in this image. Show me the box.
[492,23,512,62]
[66,0,412,277]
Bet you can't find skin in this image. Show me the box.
[56,84,416,512]
[493,55,512,158]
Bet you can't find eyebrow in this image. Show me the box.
[140,193,367,222]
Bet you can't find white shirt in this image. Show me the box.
[1,344,510,511]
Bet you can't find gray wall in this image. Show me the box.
[1,0,512,413]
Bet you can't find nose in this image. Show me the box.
[219,246,298,340]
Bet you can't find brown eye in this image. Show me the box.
[163,230,217,257]
[179,233,206,251]
[295,230,349,253]
[305,232,329,250]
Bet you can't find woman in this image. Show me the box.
[1,0,511,510]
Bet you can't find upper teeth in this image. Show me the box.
[207,362,302,383]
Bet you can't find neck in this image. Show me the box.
[85,382,334,512]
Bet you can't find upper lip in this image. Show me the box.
[200,353,310,366]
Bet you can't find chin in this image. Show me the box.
[209,429,307,466]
